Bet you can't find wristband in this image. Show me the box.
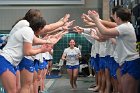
[46,39,52,44]
[83,28,91,34]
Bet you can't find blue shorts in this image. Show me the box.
[0,55,16,75]
[90,57,95,68]
[96,54,100,62]
[43,59,48,69]
[14,65,19,72]
[121,58,140,80]
[90,57,99,73]
[34,59,39,72]
[19,57,35,73]
[105,55,110,68]
[99,57,106,70]
[38,61,47,70]
[66,65,79,70]
[109,57,119,79]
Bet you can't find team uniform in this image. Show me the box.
[115,22,140,79]
[63,47,81,69]
[19,56,35,73]
[0,26,34,75]
[98,42,106,71]
[81,29,100,73]
[8,20,30,72]
[105,39,119,79]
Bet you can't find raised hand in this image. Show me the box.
[62,20,75,31]
[41,44,53,53]
[82,13,93,22]
[45,33,64,45]
[81,14,96,27]
[59,14,70,24]
[73,26,84,34]
[90,29,99,39]
[88,10,100,21]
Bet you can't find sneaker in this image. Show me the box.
[88,87,94,90]
[88,84,96,90]
[39,91,44,93]
[88,74,93,77]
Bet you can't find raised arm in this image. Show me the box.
[23,42,53,56]
[88,10,119,37]
[39,14,70,35]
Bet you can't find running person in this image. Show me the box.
[62,39,81,89]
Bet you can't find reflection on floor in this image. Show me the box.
[44,74,97,93]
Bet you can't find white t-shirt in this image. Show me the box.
[63,47,81,66]
[105,39,118,61]
[115,22,139,66]
[35,53,43,63]
[42,50,53,60]
[24,56,35,61]
[81,30,100,57]
[82,28,100,57]
[98,42,106,57]
[1,26,34,66]
[105,39,116,56]
[34,45,44,63]
[9,20,29,36]
[81,32,95,44]
[10,20,32,61]
[91,40,100,57]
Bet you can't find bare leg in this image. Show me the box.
[111,77,118,93]
[93,71,100,91]
[116,68,122,93]
[20,69,34,93]
[121,73,139,93]
[39,69,44,92]
[73,68,79,89]
[33,71,39,93]
[105,68,111,93]
[1,69,17,93]
[100,70,106,93]
[48,61,52,75]
[37,69,42,92]
[42,69,47,91]
[88,61,93,77]
[16,70,21,93]
[67,69,74,88]
[95,73,98,86]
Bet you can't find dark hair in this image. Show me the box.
[30,17,46,32]
[69,39,76,43]
[116,7,131,21]
[112,5,123,15]
[12,9,41,27]
[23,9,42,23]
[110,16,115,22]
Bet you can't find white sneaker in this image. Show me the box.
[88,74,93,77]
[39,91,44,93]
[88,87,94,90]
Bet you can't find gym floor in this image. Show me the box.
[44,74,96,93]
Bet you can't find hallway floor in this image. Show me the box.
[44,74,97,93]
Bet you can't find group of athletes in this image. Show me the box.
[0,9,74,93]
[73,5,140,93]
